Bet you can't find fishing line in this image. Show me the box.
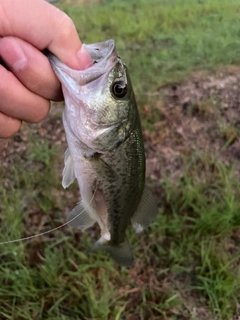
[0,189,97,245]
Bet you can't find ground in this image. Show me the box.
[1,67,240,319]
[1,0,240,318]
[146,66,240,182]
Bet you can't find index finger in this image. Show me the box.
[0,0,92,69]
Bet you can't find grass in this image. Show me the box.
[60,0,240,104]
[1,0,240,319]
[3,137,240,319]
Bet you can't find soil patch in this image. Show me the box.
[145,66,240,183]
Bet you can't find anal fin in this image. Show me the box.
[67,201,95,230]
[131,186,158,233]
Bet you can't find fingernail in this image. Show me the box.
[77,45,93,70]
[0,37,27,71]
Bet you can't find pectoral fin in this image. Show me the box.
[90,237,134,267]
[62,148,75,189]
[67,201,95,229]
[131,186,158,233]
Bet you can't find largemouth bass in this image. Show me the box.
[49,40,158,267]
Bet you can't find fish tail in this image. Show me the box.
[91,237,134,267]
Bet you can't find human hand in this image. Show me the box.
[0,0,92,138]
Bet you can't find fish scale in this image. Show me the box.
[49,39,158,267]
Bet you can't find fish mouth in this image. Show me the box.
[48,39,119,88]
[84,39,116,64]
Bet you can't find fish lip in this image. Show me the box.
[48,39,115,69]
[48,39,116,65]
[84,39,116,64]
[48,39,118,87]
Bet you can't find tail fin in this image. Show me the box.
[91,237,134,267]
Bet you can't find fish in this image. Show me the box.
[48,40,158,267]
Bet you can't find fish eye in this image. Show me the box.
[111,81,127,98]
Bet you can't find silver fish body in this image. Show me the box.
[49,40,158,267]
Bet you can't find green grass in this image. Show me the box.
[1,0,240,319]
[2,135,240,319]
[60,0,240,104]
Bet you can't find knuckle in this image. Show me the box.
[57,13,76,39]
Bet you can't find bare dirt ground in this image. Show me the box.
[145,66,240,184]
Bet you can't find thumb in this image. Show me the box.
[0,0,92,69]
